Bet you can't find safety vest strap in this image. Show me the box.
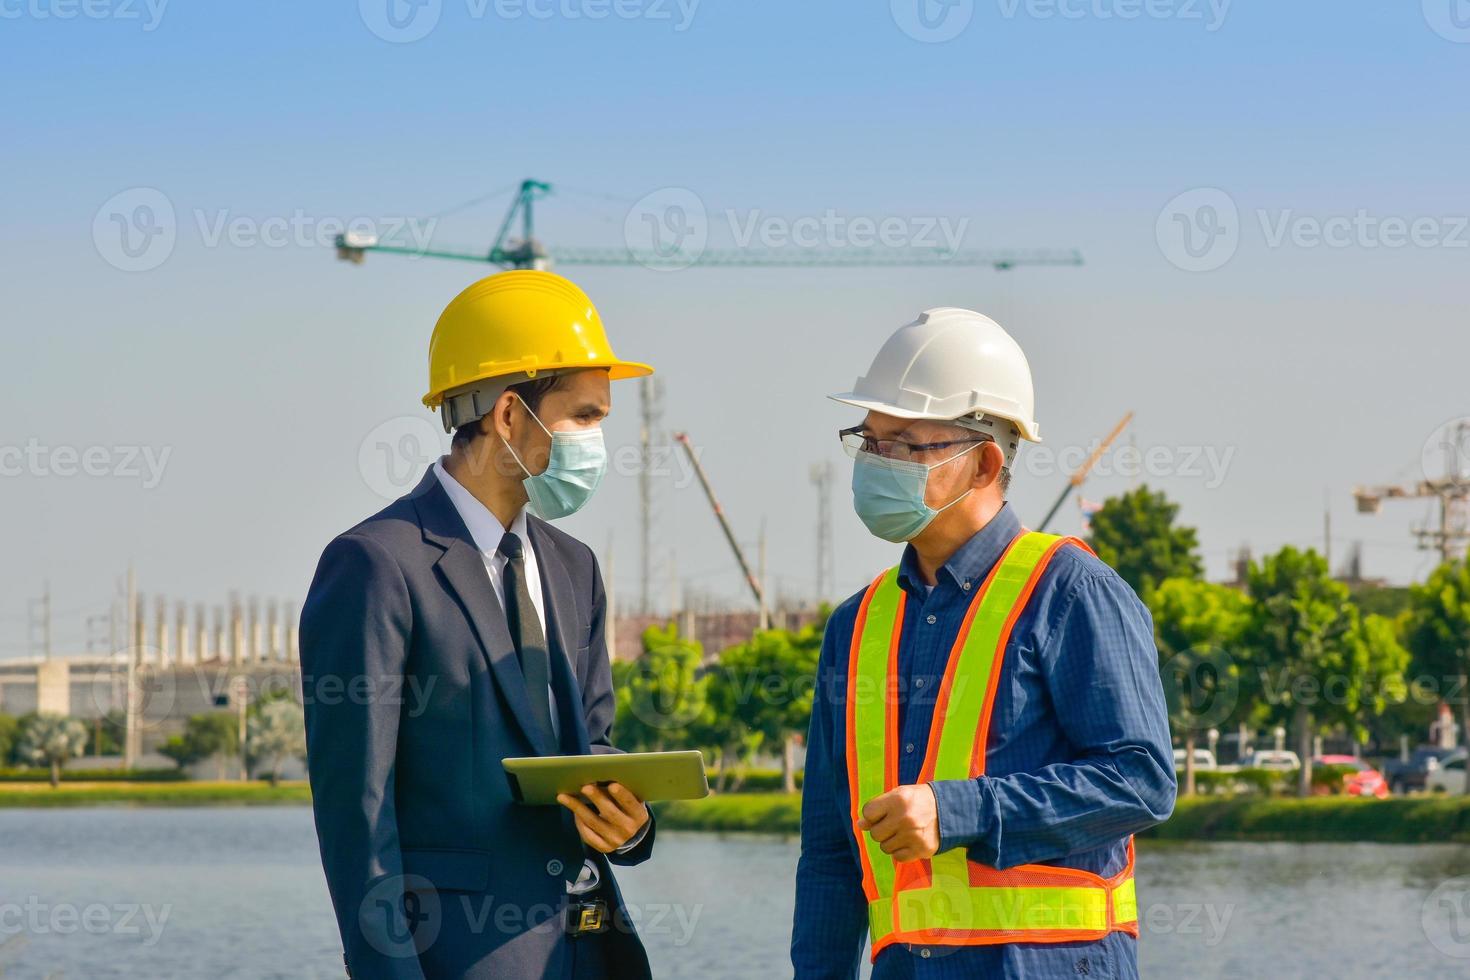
[846,565,904,906]
[921,530,1072,788]
[845,529,1137,957]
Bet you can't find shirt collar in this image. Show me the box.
[433,458,529,559]
[897,502,1022,594]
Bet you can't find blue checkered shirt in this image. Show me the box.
[791,504,1176,979]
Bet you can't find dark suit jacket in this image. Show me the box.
[300,467,655,979]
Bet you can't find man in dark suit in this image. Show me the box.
[301,270,658,979]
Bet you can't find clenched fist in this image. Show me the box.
[857,783,941,863]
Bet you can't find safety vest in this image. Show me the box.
[845,530,1138,959]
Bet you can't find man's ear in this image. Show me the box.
[973,441,1005,490]
[490,391,518,443]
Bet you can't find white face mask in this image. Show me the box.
[851,443,979,542]
[502,394,607,520]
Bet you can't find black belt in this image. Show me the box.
[565,898,609,937]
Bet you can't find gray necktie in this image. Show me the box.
[497,531,555,750]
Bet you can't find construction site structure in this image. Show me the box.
[335,179,1085,274]
[1354,419,1470,565]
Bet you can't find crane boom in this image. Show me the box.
[332,178,1084,272]
[673,432,767,618]
[1036,412,1134,533]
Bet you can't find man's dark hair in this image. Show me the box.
[451,373,568,451]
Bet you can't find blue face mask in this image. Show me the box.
[505,396,607,520]
[851,444,979,543]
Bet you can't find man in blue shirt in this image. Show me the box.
[792,308,1175,978]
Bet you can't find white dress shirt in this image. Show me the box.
[433,460,559,738]
[432,460,643,891]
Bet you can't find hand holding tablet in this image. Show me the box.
[502,749,710,806]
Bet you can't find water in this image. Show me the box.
[3,807,1470,978]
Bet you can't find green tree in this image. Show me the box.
[0,713,18,767]
[246,699,305,787]
[159,712,239,779]
[1087,486,1203,597]
[84,710,125,757]
[1358,613,1411,733]
[1405,558,1470,791]
[16,713,88,788]
[720,621,823,793]
[1148,577,1251,795]
[686,660,763,791]
[613,623,708,753]
[1244,547,1404,797]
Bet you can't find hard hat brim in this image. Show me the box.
[424,357,654,409]
[606,358,655,381]
[827,391,1041,443]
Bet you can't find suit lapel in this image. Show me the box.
[528,517,592,754]
[411,468,558,756]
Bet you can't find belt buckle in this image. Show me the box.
[567,899,609,936]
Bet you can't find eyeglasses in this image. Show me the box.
[839,425,990,464]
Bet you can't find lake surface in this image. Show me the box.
[3,807,1470,978]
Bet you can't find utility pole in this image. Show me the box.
[1354,419,1470,565]
[1323,490,1332,572]
[810,461,834,604]
[124,566,139,770]
[28,582,52,660]
[758,520,770,631]
[638,377,664,615]
[232,675,250,782]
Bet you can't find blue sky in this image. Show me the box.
[2,1,1468,655]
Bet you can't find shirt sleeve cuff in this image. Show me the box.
[930,778,989,855]
[614,808,652,854]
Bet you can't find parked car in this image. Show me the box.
[1426,749,1467,794]
[1382,746,1457,795]
[1245,750,1301,771]
[1172,748,1217,771]
[1314,755,1390,798]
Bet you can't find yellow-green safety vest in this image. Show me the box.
[844,530,1139,959]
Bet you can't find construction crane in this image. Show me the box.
[673,431,768,627]
[1036,412,1134,533]
[334,178,1084,272]
[1354,419,1470,564]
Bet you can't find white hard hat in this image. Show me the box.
[829,307,1041,443]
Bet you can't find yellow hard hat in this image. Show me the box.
[424,270,652,431]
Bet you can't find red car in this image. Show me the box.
[1316,755,1390,798]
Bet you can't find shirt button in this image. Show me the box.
[905,743,915,754]
[915,678,925,689]
[920,948,932,959]
[962,581,972,591]
[926,614,937,625]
